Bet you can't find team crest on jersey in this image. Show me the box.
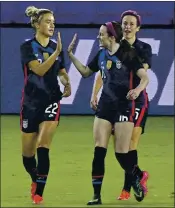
[43,52,49,61]
[106,60,112,70]
[22,119,28,129]
[116,60,122,69]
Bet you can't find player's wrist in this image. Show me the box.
[91,93,97,99]
[135,87,142,94]
[68,51,73,58]
[54,50,61,56]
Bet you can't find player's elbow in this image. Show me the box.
[35,71,45,77]
[82,72,89,78]
[31,67,46,77]
[82,66,93,78]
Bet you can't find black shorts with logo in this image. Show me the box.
[95,98,135,124]
[111,102,149,135]
[20,96,61,133]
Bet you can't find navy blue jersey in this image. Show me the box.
[133,39,152,68]
[88,40,143,103]
[132,39,152,106]
[20,38,64,108]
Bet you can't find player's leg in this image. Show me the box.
[118,105,149,200]
[130,107,149,195]
[20,106,38,200]
[113,113,144,202]
[33,101,60,204]
[87,116,112,205]
[117,127,142,200]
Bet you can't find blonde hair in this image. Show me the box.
[25,6,53,28]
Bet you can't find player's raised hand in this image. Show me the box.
[56,32,62,54]
[67,34,77,55]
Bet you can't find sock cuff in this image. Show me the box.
[37,147,49,154]
[22,154,35,158]
[129,150,137,153]
[94,146,107,158]
[115,152,127,157]
[22,155,35,160]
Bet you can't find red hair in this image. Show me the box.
[121,10,141,26]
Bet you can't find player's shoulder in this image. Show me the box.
[20,38,34,49]
[98,47,106,55]
[136,39,152,50]
[49,39,57,50]
[95,47,106,60]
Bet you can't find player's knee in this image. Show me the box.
[129,140,138,151]
[115,144,129,153]
[37,143,50,149]
[129,132,141,151]
[95,140,108,148]
[22,148,36,157]
[115,138,130,153]
[94,132,109,148]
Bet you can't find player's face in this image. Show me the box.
[122,15,140,40]
[37,13,55,37]
[97,25,111,48]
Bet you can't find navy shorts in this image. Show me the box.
[111,103,149,135]
[95,99,135,125]
[20,99,61,133]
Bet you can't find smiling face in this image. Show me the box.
[122,15,140,40]
[35,13,55,37]
[97,25,112,48]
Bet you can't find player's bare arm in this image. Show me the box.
[127,68,149,100]
[58,68,71,97]
[90,72,103,110]
[28,32,62,76]
[67,34,94,78]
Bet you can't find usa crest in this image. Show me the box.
[116,60,122,69]
[23,119,28,129]
[106,60,112,70]
[43,52,49,61]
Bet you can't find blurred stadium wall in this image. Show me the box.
[1,2,174,115]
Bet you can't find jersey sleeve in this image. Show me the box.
[20,42,37,65]
[142,44,152,68]
[87,52,100,72]
[131,56,144,74]
[58,51,65,69]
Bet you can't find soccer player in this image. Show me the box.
[67,21,149,205]
[90,10,152,201]
[20,6,71,204]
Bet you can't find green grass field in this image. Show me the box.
[1,115,174,207]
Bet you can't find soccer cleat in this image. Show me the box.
[87,196,102,205]
[132,176,144,202]
[31,182,37,200]
[140,171,149,196]
[33,194,43,204]
[117,190,131,200]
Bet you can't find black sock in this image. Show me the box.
[35,147,50,197]
[123,172,132,192]
[115,152,129,171]
[123,150,138,192]
[133,165,143,178]
[129,150,143,178]
[115,152,137,188]
[92,147,107,198]
[23,155,37,182]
